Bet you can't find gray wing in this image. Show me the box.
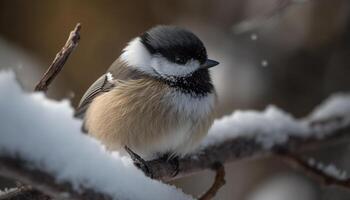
[74,59,144,119]
[74,74,115,119]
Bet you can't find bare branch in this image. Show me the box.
[34,23,81,92]
[198,163,225,200]
[280,153,350,190]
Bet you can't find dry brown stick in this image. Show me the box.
[280,153,350,190]
[198,163,225,200]
[34,23,81,92]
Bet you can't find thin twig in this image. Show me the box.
[198,163,225,200]
[34,23,81,92]
[280,153,350,190]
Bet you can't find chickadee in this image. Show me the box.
[75,25,219,160]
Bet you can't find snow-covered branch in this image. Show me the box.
[1,69,350,199]
[147,100,350,181]
[0,71,193,200]
[280,154,350,190]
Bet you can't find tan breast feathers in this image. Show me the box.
[85,77,216,158]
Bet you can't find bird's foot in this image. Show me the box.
[124,146,153,178]
[160,154,180,177]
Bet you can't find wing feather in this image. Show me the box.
[74,59,144,119]
[74,74,114,118]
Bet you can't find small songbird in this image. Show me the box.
[75,25,219,160]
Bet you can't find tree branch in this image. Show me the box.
[34,23,81,92]
[0,115,349,200]
[146,116,350,181]
[198,163,226,200]
[279,153,350,190]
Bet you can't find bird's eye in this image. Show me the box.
[175,57,186,65]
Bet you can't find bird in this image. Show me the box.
[75,25,219,161]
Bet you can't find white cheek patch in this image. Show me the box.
[120,37,154,74]
[120,37,200,77]
[150,57,200,77]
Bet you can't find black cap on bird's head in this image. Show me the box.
[120,25,218,85]
[120,25,218,96]
[140,26,219,69]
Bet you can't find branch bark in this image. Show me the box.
[0,115,349,200]
[198,163,226,200]
[280,153,350,190]
[34,23,81,92]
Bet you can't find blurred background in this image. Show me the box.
[1,0,350,199]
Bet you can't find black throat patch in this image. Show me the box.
[157,69,214,97]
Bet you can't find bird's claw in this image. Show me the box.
[124,146,153,178]
[160,154,180,177]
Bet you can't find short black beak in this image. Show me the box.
[200,59,219,69]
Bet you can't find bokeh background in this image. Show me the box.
[1,0,350,199]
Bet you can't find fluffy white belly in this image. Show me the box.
[146,91,216,158]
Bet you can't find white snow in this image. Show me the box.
[261,60,269,67]
[306,93,350,137]
[0,71,193,200]
[202,106,310,148]
[203,92,350,149]
[307,158,347,180]
[309,93,350,120]
[250,33,258,41]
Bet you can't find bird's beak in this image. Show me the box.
[200,59,219,69]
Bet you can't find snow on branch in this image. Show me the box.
[1,69,350,199]
[0,71,193,200]
[146,93,350,181]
